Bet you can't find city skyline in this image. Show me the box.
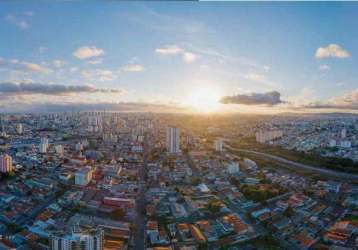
[1,2,358,113]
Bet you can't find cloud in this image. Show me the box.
[315,44,350,59]
[5,13,31,30]
[245,73,265,82]
[155,45,183,55]
[220,91,284,106]
[38,46,48,53]
[319,64,330,71]
[87,58,103,65]
[121,64,144,72]
[0,82,121,95]
[73,46,104,59]
[53,60,66,68]
[0,58,50,74]
[81,69,116,81]
[182,52,197,63]
[0,101,187,114]
[24,63,50,73]
[299,89,358,111]
[156,44,196,63]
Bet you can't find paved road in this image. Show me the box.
[133,138,148,250]
[226,144,358,182]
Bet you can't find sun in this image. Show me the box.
[184,86,221,113]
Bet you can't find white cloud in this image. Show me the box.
[53,60,66,68]
[155,44,196,64]
[87,58,103,65]
[319,64,330,71]
[315,44,350,59]
[81,69,116,82]
[5,13,31,30]
[73,46,104,59]
[155,45,183,55]
[182,52,196,63]
[245,73,265,82]
[24,62,50,74]
[38,46,48,53]
[121,64,144,72]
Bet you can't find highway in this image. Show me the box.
[225,144,358,182]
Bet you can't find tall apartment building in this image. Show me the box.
[51,228,103,250]
[0,154,13,173]
[166,126,180,153]
[255,130,283,143]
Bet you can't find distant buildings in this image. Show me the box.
[166,126,180,153]
[75,166,93,186]
[50,228,103,250]
[255,130,283,143]
[0,154,13,173]
[214,138,223,152]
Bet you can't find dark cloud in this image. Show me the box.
[220,91,284,106]
[0,82,121,95]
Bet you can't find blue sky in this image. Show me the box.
[0,2,357,113]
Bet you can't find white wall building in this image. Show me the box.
[39,137,49,153]
[16,123,23,134]
[227,162,240,174]
[75,166,93,186]
[255,130,283,143]
[51,228,103,250]
[214,138,223,152]
[166,126,180,154]
[0,154,13,173]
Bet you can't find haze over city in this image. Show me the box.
[1,2,358,113]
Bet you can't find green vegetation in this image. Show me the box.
[206,198,222,214]
[342,214,358,222]
[231,137,358,174]
[241,184,283,202]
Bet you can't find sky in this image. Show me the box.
[0,2,358,113]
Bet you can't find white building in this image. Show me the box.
[39,137,49,153]
[55,145,64,156]
[340,140,351,148]
[255,130,283,143]
[341,128,347,139]
[51,228,103,250]
[75,166,93,186]
[166,126,180,154]
[16,123,23,134]
[214,138,223,152]
[75,142,83,151]
[0,154,13,173]
[227,162,240,174]
[329,139,337,147]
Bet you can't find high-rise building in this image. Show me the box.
[50,228,103,250]
[214,138,223,152]
[75,166,93,186]
[55,145,64,156]
[16,123,23,134]
[166,126,180,153]
[255,130,283,143]
[0,154,13,173]
[39,137,49,153]
[341,128,347,139]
